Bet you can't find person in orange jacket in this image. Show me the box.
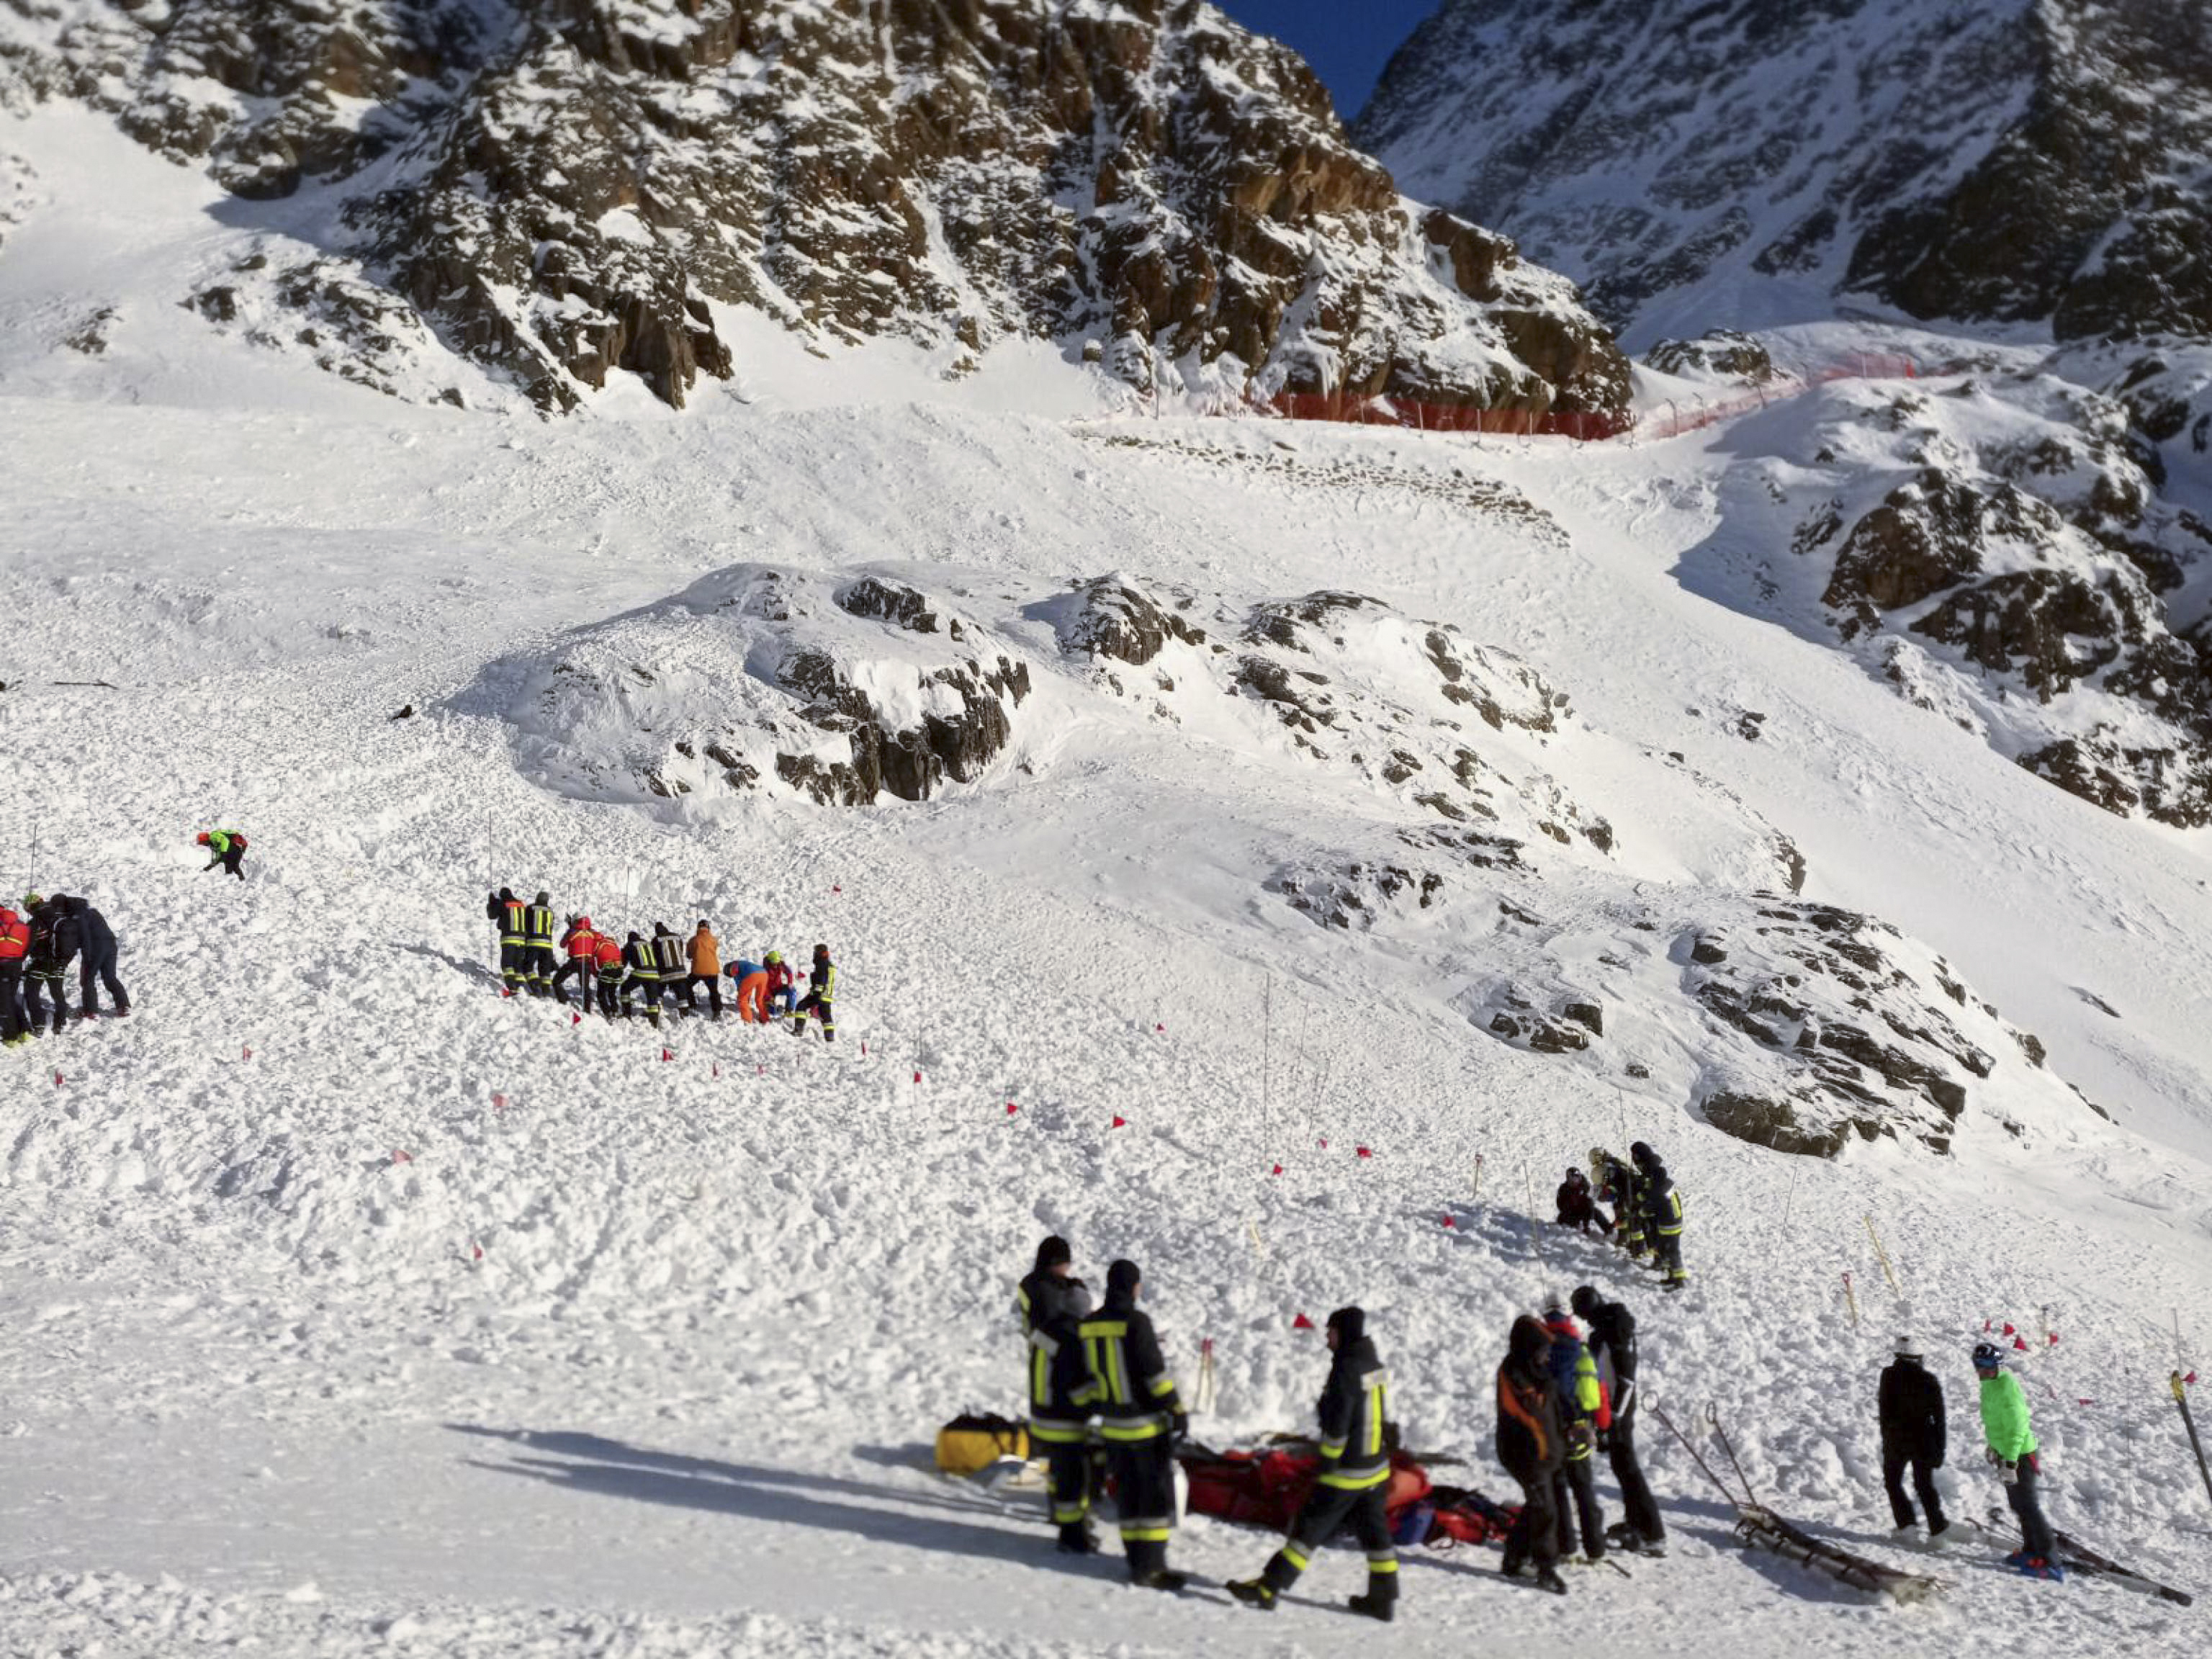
[553,915,600,1007]
[0,902,30,1047]
[593,930,624,1019]
[686,920,724,1020]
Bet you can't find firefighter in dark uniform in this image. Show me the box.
[1078,1259,1187,1590]
[620,930,661,1024]
[649,922,688,1020]
[486,888,526,994]
[1228,1306,1400,1621]
[1593,1146,1645,1259]
[1632,1142,1688,1291]
[1574,1285,1666,1554]
[791,943,835,1040]
[523,891,558,996]
[1016,1236,1096,1552]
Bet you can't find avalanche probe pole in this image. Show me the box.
[2174,1372,2212,1511]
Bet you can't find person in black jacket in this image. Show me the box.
[1632,1143,1688,1291]
[1015,1236,1096,1553]
[1496,1313,1568,1594]
[1879,1337,1951,1542]
[523,892,558,997]
[22,894,72,1034]
[1574,1285,1666,1555]
[1555,1167,1607,1233]
[1227,1306,1400,1621]
[1078,1259,1188,1590]
[63,896,128,1019]
[485,889,525,994]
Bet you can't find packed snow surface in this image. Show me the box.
[5,99,2212,1659]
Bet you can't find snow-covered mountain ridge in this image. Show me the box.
[0,0,1627,415]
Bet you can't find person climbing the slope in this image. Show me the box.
[197,828,249,881]
[763,949,796,1021]
[1496,1314,1568,1595]
[1541,1292,1610,1567]
[64,895,127,1020]
[1015,1236,1096,1554]
[1078,1259,1189,1591]
[1879,1336,1951,1546]
[553,915,600,1007]
[523,891,557,997]
[1632,1142,1687,1291]
[1226,1306,1400,1622]
[0,899,32,1048]
[1975,1341,2061,1580]
[791,943,835,1041]
[593,928,624,1019]
[486,887,526,994]
[727,955,770,1023]
[687,920,723,1020]
[1575,1285,1665,1557]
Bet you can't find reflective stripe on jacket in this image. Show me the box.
[1316,1338,1391,1491]
[1079,1303,1181,1442]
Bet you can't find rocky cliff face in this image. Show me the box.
[1357,0,2212,351]
[0,0,1628,413]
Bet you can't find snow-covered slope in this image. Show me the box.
[6,97,2212,1659]
[1356,0,2212,355]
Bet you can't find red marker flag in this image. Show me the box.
[1356,1146,1373,1159]
[1006,1102,1019,1116]
[1441,1214,1456,1228]
[1291,1313,1315,1331]
[1270,1164,1284,1176]
[1111,1115,1127,1128]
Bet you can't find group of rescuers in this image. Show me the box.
[485,889,835,1038]
[1013,1237,2067,1618]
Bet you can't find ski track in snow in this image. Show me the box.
[4,107,2212,1659]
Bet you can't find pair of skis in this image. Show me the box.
[1954,1510,2194,1606]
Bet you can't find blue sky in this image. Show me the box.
[1213,1,1442,120]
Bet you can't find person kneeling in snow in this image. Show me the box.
[1227,1307,1400,1622]
[197,829,248,880]
[1975,1341,2062,1580]
[1555,1166,1607,1233]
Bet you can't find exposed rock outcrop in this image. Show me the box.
[3,0,1630,415]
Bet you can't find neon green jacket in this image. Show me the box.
[1979,1371,2038,1460]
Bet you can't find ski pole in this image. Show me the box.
[1863,1215,1901,1295]
[1841,1270,1860,1331]
[2174,1372,2212,1512]
[1473,1152,1483,1199]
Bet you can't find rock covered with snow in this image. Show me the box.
[0,0,1629,414]
[1763,371,2212,824]
[1356,0,2212,351]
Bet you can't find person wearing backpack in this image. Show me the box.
[1496,1314,1568,1595]
[1574,1285,1665,1556]
[1880,1336,1951,1545]
[1541,1293,1611,1565]
[198,828,249,880]
[1016,1236,1095,1553]
[0,901,31,1047]
[1227,1306,1400,1622]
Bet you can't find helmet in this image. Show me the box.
[576,916,592,930]
[195,832,210,845]
[1972,1341,2005,1371]
[814,942,830,957]
[1570,1286,1599,1321]
[1894,1334,1923,1359]
[1542,1287,1568,1316]
[536,891,549,905]
[765,950,783,965]
[22,892,43,910]
[1630,1141,1656,1166]
[1588,1146,1609,1172]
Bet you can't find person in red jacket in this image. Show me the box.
[763,950,796,1020]
[593,931,624,1019]
[552,916,600,1007]
[0,902,30,1047]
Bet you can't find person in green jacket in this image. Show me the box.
[196,829,248,880]
[1974,1341,2061,1579]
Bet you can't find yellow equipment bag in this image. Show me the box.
[935,1411,1029,1475]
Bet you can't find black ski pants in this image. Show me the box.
[1607,1411,1665,1543]
[0,961,25,1040]
[499,942,526,991]
[1501,1468,1560,1572]
[1552,1452,1606,1560]
[1104,1437,1177,1581]
[1883,1448,1945,1532]
[24,966,68,1031]
[551,959,593,1004]
[1038,1439,1091,1541]
[524,944,556,992]
[2005,1454,2056,1558]
[596,974,622,1017]
[1653,1229,1687,1287]
[1260,1478,1398,1605]
[685,974,722,1017]
[793,991,834,1039]
[78,940,127,1015]
[207,848,246,879]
